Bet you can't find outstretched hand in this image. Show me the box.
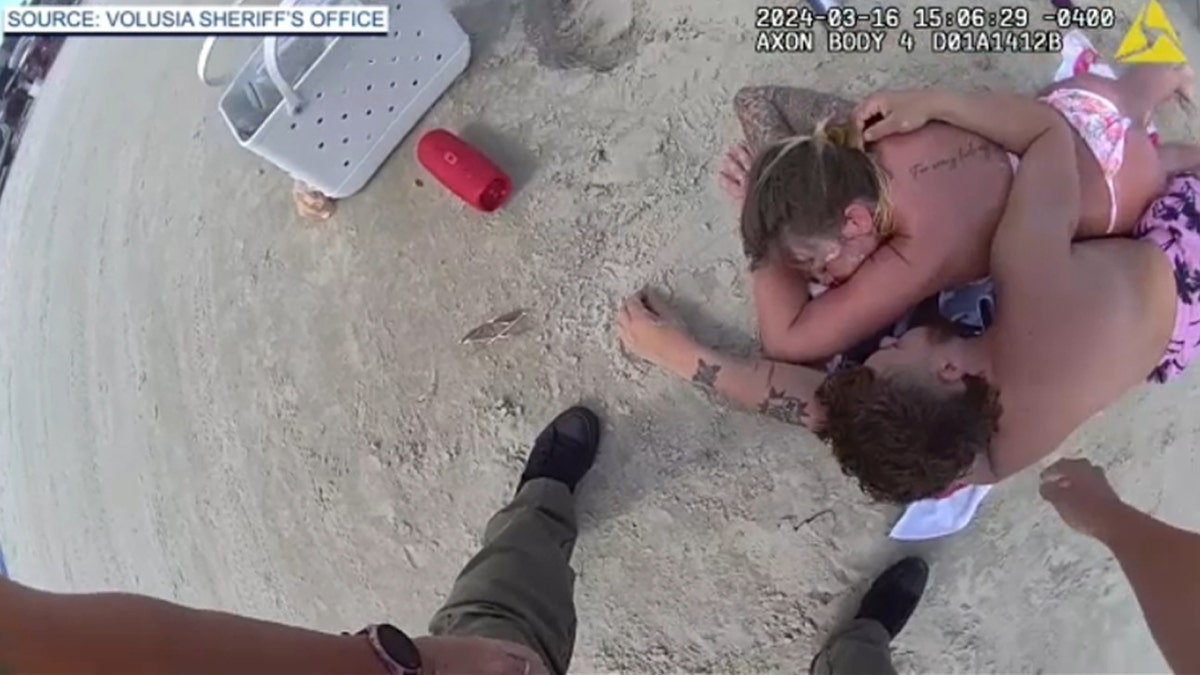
[1039,458,1128,540]
[854,90,943,142]
[718,141,757,206]
[616,288,692,368]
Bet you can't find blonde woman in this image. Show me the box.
[720,66,1197,366]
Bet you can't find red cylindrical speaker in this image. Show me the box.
[416,129,512,212]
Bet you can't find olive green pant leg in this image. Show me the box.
[810,619,897,675]
[428,479,577,675]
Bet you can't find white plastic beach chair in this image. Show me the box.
[197,0,470,198]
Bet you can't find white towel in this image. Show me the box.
[1055,30,1117,81]
[889,30,1132,541]
[889,485,993,540]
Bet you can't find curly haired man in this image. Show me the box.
[618,86,1200,503]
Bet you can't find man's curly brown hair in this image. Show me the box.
[815,365,1003,504]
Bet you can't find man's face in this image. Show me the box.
[864,325,965,386]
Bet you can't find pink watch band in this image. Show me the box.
[359,624,421,675]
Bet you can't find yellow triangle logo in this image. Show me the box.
[1116,0,1188,64]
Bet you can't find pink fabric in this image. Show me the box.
[1136,173,1200,383]
[1041,87,1130,233]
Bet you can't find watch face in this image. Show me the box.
[377,624,422,670]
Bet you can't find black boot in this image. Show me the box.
[518,406,601,493]
[854,557,929,639]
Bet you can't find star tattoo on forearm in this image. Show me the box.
[692,359,722,388]
[757,387,809,426]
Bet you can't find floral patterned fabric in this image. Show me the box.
[1138,173,1200,383]
[1041,87,1130,233]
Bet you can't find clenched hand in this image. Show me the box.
[1039,458,1128,540]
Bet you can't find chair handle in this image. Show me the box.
[196,0,247,87]
[197,0,309,116]
[263,36,305,114]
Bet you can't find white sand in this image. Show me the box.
[2,0,1200,671]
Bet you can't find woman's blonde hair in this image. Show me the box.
[740,117,893,267]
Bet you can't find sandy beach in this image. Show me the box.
[2,0,1200,671]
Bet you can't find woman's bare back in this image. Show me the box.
[881,70,1186,288]
[874,123,1013,285]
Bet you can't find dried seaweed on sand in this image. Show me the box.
[460,309,529,345]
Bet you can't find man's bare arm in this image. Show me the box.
[0,577,383,673]
[734,86,855,150]
[1102,505,1200,673]
[1041,458,1200,674]
[979,107,1080,480]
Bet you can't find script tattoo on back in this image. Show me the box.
[757,387,809,426]
[692,359,722,388]
[907,139,1002,180]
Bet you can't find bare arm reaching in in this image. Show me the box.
[616,290,827,429]
[0,578,382,673]
[1041,458,1200,674]
[0,576,526,674]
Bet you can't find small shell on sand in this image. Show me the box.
[292,181,337,221]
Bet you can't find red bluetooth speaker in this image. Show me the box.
[416,129,512,213]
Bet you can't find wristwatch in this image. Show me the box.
[358,623,422,675]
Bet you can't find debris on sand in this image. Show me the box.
[292,181,336,220]
[523,0,639,72]
[460,309,529,345]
